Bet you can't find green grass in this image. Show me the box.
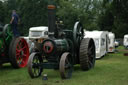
[1,46,128,85]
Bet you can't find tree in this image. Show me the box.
[98,0,128,38]
[0,1,6,24]
[56,0,101,30]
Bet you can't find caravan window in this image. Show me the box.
[101,38,105,46]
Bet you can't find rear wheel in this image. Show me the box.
[59,52,73,79]
[79,38,95,71]
[28,53,43,78]
[9,38,29,68]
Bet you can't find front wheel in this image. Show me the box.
[28,53,43,78]
[59,52,73,79]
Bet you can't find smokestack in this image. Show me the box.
[47,5,56,37]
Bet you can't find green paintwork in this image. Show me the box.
[0,24,13,63]
[4,24,13,45]
[54,39,69,52]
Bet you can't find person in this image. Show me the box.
[10,10,20,37]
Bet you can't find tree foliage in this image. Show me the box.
[0,0,128,38]
[98,0,128,38]
[0,1,6,24]
[2,0,100,35]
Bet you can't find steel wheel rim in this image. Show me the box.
[16,38,29,67]
[60,52,73,79]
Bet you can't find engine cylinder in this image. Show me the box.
[42,39,69,56]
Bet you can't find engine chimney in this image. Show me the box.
[47,5,56,37]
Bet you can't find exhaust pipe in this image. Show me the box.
[47,5,56,37]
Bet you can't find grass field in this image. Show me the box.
[0,46,128,85]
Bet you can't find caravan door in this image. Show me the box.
[100,37,106,57]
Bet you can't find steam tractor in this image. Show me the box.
[28,5,96,79]
[0,24,29,68]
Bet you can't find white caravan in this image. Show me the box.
[123,34,128,48]
[84,31,109,59]
[28,26,48,52]
[108,32,115,52]
[29,26,48,39]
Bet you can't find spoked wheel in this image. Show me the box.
[73,21,84,50]
[79,38,96,71]
[9,38,29,68]
[28,53,43,78]
[59,52,73,79]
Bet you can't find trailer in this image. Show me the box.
[108,32,115,52]
[84,30,108,59]
[123,34,128,49]
[29,26,48,39]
